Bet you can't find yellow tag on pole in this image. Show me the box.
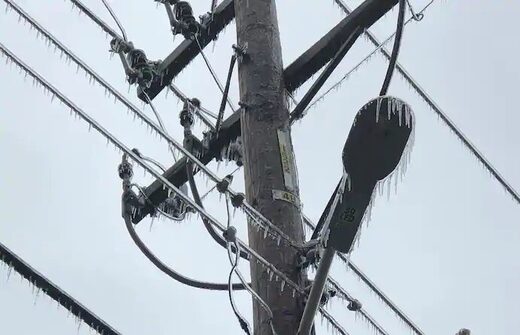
[277,128,296,191]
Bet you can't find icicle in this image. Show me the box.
[6,266,13,281]
[280,281,285,292]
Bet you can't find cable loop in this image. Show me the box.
[406,0,424,21]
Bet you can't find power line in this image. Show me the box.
[302,215,425,335]
[327,277,388,335]
[7,0,178,165]
[5,0,294,250]
[195,36,237,112]
[4,1,440,334]
[0,241,121,335]
[334,0,520,204]
[142,92,179,161]
[305,1,435,115]
[122,209,245,291]
[0,43,352,335]
[96,0,178,162]
[69,0,121,39]
[168,83,217,130]
[198,161,417,334]
[4,4,423,333]
[59,0,311,249]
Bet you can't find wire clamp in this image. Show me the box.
[216,174,234,193]
[223,226,237,243]
[347,299,362,311]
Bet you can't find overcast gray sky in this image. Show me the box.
[1,0,519,334]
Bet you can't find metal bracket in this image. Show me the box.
[232,43,248,62]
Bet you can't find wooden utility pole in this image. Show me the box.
[234,1,306,334]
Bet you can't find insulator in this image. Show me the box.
[126,49,149,69]
[138,67,155,88]
[179,104,195,129]
[118,161,133,180]
[174,1,194,21]
[174,1,199,37]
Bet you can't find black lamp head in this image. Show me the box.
[342,96,414,186]
[324,96,414,253]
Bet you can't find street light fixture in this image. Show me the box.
[298,96,415,335]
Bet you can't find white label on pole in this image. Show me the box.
[272,189,300,208]
[277,128,296,191]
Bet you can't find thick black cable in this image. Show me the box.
[186,161,249,260]
[122,205,245,291]
[0,42,348,334]
[100,0,128,41]
[379,0,406,96]
[310,181,341,240]
[227,242,252,335]
[216,54,237,132]
[290,27,362,123]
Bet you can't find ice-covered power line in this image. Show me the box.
[142,92,179,161]
[195,36,237,112]
[0,241,121,335]
[168,83,217,130]
[4,0,296,250]
[302,215,425,335]
[0,41,292,290]
[327,277,388,335]
[68,0,122,39]
[305,0,435,114]
[334,0,520,204]
[4,4,420,333]
[4,1,430,334]
[0,43,352,335]
[64,0,303,250]
[196,162,418,334]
